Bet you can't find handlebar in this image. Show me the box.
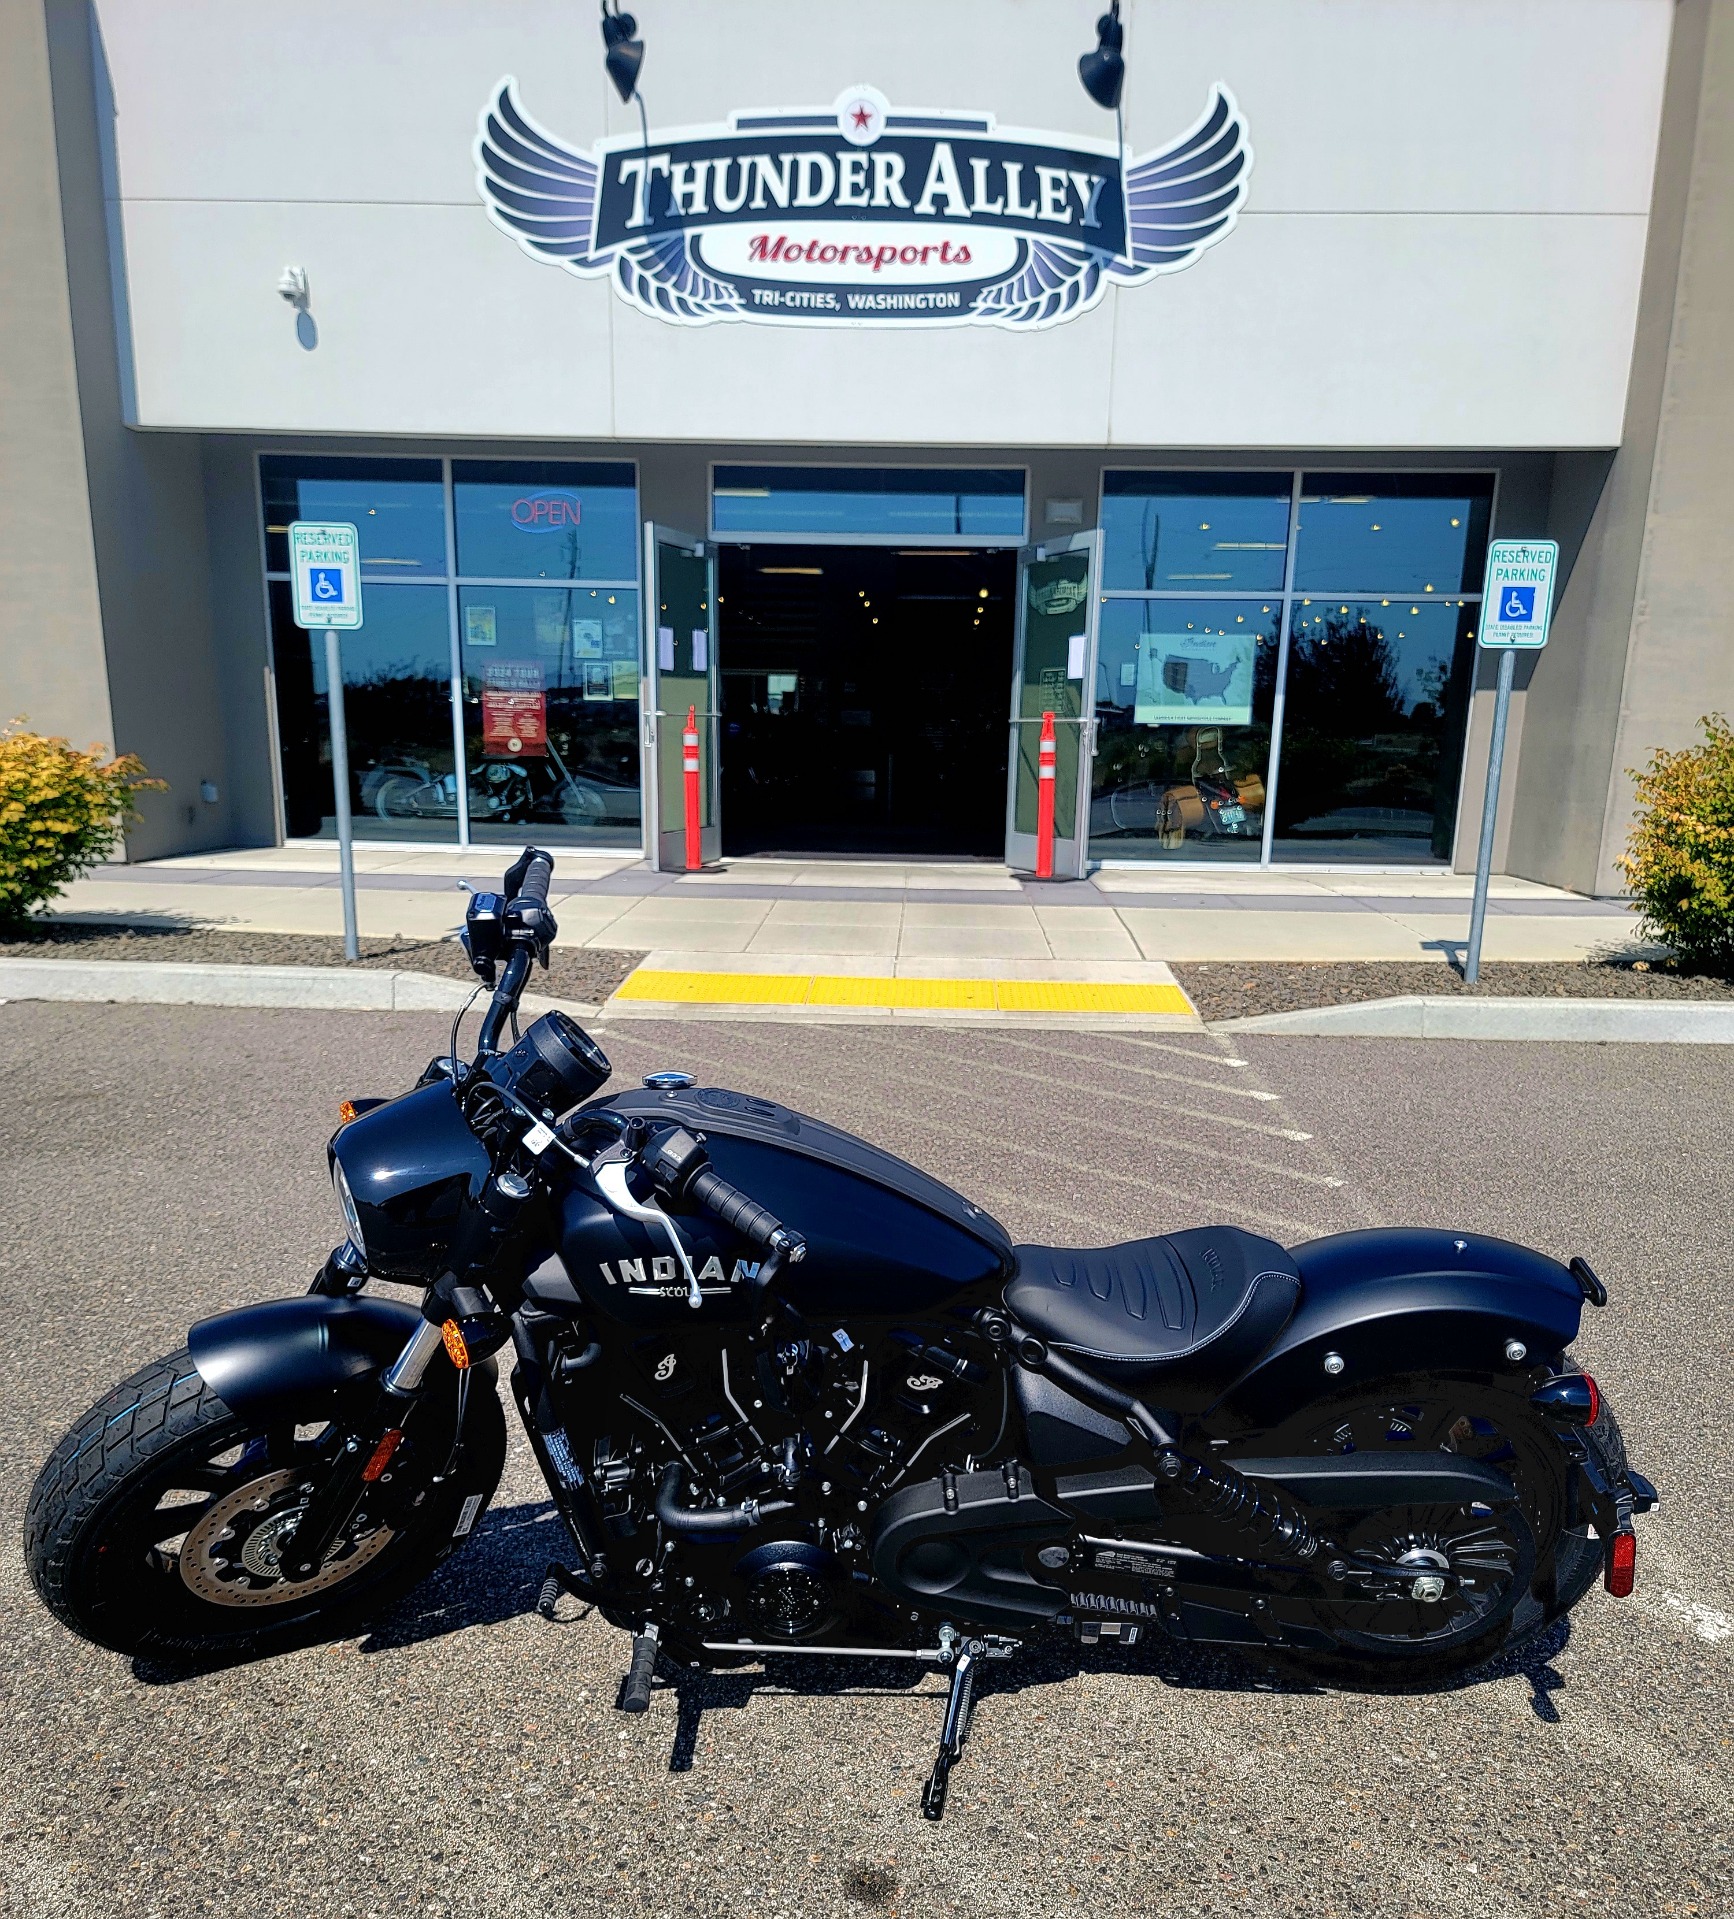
[475,846,558,1055]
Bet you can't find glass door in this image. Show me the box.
[644,523,720,870]
[1004,531,1101,879]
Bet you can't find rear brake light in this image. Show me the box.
[1531,1373,1598,1427]
[1605,1530,1636,1598]
[1584,1373,1600,1427]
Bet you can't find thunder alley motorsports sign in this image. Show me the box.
[476,81,1250,330]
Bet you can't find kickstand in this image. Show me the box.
[921,1640,981,1821]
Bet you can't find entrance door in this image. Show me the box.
[1004,531,1102,879]
[643,523,720,870]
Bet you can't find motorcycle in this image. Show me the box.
[25,848,1656,1819]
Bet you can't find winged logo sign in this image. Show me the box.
[475,80,1251,330]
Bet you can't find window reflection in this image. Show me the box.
[453,460,637,582]
[1100,472,1290,592]
[458,586,642,846]
[712,466,1025,540]
[1273,600,1477,861]
[1089,598,1279,861]
[1293,473,1493,593]
[261,457,446,577]
[269,582,457,843]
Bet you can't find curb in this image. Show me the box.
[1212,994,1734,1042]
[0,957,600,1020]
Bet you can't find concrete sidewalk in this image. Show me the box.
[55,845,1644,974]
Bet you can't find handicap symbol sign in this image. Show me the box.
[310,567,346,604]
[1500,586,1535,623]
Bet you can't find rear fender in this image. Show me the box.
[1208,1228,1584,1435]
[188,1295,489,1426]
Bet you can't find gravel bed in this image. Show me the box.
[1173,956,1734,1022]
[0,921,646,1006]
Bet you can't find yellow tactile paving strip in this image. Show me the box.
[611,969,1196,1015]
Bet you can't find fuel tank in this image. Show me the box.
[558,1084,1013,1329]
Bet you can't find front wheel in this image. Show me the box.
[25,1348,507,1659]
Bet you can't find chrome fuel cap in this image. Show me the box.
[643,1070,697,1091]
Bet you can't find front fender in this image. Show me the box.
[1209,1228,1585,1433]
[188,1295,433,1425]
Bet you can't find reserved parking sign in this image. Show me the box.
[1478,539,1557,649]
[288,522,364,629]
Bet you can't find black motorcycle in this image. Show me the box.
[26,848,1656,1817]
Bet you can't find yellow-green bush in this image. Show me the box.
[0,722,163,924]
[1618,712,1734,971]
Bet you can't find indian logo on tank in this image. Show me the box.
[598,1255,761,1298]
[475,80,1251,331]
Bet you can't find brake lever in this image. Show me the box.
[594,1158,706,1309]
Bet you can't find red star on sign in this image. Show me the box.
[851,102,874,130]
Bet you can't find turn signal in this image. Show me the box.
[1605,1530,1637,1598]
[337,1100,358,1127]
[441,1318,472,1370]
[361,1428,405,1483]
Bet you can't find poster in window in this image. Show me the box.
[583,660,614,701]
[465,605,497,648]
[611,659,640,700]
[1133,631,1256,728]
[481,662,547,756]
[573,619,604,659]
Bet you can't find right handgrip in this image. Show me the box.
[688,1167,803,1259]
[503,845,555,906]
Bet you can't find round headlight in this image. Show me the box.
[332,1157,366,1257]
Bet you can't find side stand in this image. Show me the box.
[921,1639,981,1820]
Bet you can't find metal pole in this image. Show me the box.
[324,625,361,962]
[1463,646,1515,985]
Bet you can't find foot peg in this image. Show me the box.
[617,1623,659,1714]
[921,1640,980,1820]
[536,1562,593,1622]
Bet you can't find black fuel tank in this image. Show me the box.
[569,1084,1013,1323]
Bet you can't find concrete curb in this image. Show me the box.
[1213,994,1734,1042]
[0,957,600,1020]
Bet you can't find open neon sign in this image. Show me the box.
[511,492,582,532]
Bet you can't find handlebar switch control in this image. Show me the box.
[645,1125,710,1201]
[462,891,507,985]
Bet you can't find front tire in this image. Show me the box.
[25,1348,506,1659]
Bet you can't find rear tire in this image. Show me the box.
[1222,1369,1602,1691]
[25,1348,506,1659]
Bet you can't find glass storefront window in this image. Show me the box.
[453,460,638,581]
[261,456,446,577]
[711,466,1025,541]
[268,582,458,842]
[1272,598,1477,862]
[1293,473,1493,594]
[457,585,642,847]
[1088,597,1280,862]
[1100,472,1291,592]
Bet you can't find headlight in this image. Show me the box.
[332,1157,366,1257]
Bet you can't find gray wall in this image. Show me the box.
[45,0,231,858]
[0,0,114,755]
[1508,0,1734,897]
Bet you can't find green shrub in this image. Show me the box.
[1618,712,1734,971]
[0,721,164,924]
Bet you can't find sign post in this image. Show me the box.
[1464,539,1557,984]
[288,522,364,962]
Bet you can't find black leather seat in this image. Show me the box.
[1004,1226,1301,1408]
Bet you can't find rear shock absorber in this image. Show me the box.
[998,1321,1328,1566]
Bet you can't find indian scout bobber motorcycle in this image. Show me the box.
[26,849,1656,1818]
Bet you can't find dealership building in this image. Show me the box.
[4,0,1731,891]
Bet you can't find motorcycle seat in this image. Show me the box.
[1005,1226,1300,1407]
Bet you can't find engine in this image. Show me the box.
[538,1311,1007,1653]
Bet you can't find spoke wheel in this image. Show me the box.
[1226,1372,1570,1685]
[27,1349,505,1658]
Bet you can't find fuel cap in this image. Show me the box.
[642,1070,697,1091]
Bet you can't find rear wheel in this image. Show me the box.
[25,1348,506,1658]
[1225,1371,1595,1688]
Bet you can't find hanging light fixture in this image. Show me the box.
[1078,1,1126,111]
[600,1,644,104]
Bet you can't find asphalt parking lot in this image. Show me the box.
[0,1002,1729,1918]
